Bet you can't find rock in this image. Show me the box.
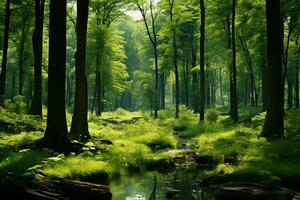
[85,142,95,147]
[194,155,217,167]
[19,149,31,153]
[79,171,109,185]
[215,182,293,200]
[145,158,176,172]
[199,175,226,186]
[99,139,113,145]
[47,157,63,162]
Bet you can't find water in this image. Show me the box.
[110,172,217,200]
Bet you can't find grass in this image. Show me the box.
[0,106,299,188]
[194,108,300,186]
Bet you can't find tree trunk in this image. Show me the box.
[0,0,11,105]
[96,70,102,116]
[154,44,159,118]
[192,52,199,113]
[230,0,238,122]
[185,58,189,107]
[11,70,16,98]
[287,80,293,109]
[70,0,90,140]
[173,34,179,119]
[262,0,284,139]
[261,58,268,110]
[160,72,165,109]
[29,0,45,116]
[41,0,70,150]
[295,38,299,109]
[199,0,205,121]
[219,68,225,107]
[18,18,27,96]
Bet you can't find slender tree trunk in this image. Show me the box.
[70,0,90,140]
[295,64,299,109]
[230,0,238,121]
[29,0,45,116]
[41,0,70,150]
[199,0,205,121]
[96,70,102,116]
[287,80,293,109]
[261,58,267,110]
[160,72,165,109]
[18,20,26,95]
[185,58,189,107]
[219,68,225,107]
[192,51,199,113]
[174,35,179,119]
[11,70,16,98]
[262,0,284,139]
[154,44,159,118]
[0,0,11,105]
[295,38,299,109]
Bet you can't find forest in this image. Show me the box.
[0,0,300,199]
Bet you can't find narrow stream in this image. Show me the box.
[110,171,217,200]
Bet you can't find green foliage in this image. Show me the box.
[4,95,27,114]
[41,157,113,179]
[205,109,219,122]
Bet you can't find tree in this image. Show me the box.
[0,0,11,105]
[40,0,70,149]
[199,0,205,121]
[135,0,160,118]
[70,0,90,140]
[230,0,238,122]
[29,0,45,116]
[262,0,284,139]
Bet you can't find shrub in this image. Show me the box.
[4,95,27,114]
[206,109,219,122]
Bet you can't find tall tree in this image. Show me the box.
[0,0,11,105]
[40,0,70,149]
[70,0,90,140]
[262,0,284,139]
[230,0,238,121]
[199,0,205,121]
[29,0,45,116]
[135,0,160,118]
[167,0,180,119]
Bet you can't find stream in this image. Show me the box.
[110,171,217,200]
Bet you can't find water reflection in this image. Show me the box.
[110,172,216,200]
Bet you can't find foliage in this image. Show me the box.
[205,109,219,122]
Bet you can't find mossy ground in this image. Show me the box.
[0,106,300,188]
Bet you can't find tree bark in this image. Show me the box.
[262,0,284,139]
[295,38,300,109]
[199,0,205,121]
[29,0,45,116]
[70,0,90,140]
[230,0,238,122]
[40,0,70,150]
[192,51,199,113]
[18,18,26,96]
[160,72,166,109]
[0,0,11,105]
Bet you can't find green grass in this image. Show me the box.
[41,156,113,179]
[0,106,299,187]
[194,108,300,186]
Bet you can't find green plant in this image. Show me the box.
[206,109,219,122]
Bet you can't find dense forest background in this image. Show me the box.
[0,0,300,199]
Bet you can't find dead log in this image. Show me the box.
[0,173,112,200]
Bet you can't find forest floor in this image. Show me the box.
[0,106,300,198]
